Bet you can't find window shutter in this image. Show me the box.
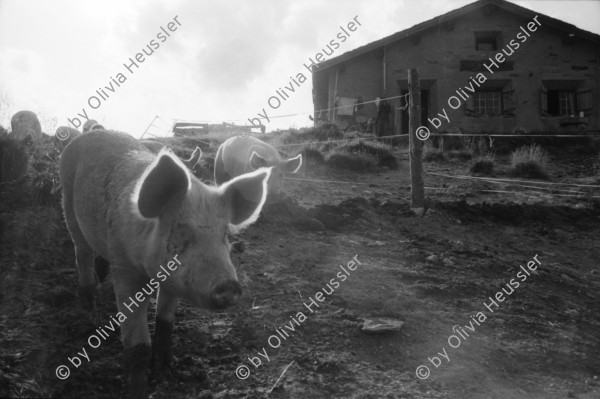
[539,87,548,115]
[464,94,475,115]
[577,88,592,114]
[502,89,515,115]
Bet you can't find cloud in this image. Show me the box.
[0,0,598,136]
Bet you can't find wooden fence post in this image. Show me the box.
[408,68,425,215]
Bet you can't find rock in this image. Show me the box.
[426,254,438,262]
[54,126,81,150]
[55,126,80,141]
[10,110,42,141]
[411,207,425,217]
[443,258,455,266]
[361,318,404,334]
[82,119,100,133]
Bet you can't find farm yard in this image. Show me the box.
[1,122,599,399]
[1,0,600,396]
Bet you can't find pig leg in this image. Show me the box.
[113,270,152,399]
[62,190,97,309]
[74,242,96,309]
[153,288,179,377]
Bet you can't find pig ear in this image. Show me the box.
[249,151,268,170]
[283,154,302,173]
[182,146,202,169]
[132,149,191,218]
[220,167,271,230]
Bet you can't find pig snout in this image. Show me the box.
[210,280,242,309]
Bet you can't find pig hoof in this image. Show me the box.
[152,318,173,379]
[124,343,151,399]
[94,255,110,283]
[231,240,245,254]
[151,353,173,380]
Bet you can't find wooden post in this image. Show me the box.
[408,69,425,216]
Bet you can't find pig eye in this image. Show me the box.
[167,223,195,254]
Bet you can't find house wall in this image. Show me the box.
[314,6,600,134]
[327,51,383,121]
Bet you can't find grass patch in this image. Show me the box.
[510,144,549,179]
[424,136,479,162]
[447,150,473,161]
[423,140,446,162]
[297,145,325,164]
[446,136,475,160]
[470,154,495,175]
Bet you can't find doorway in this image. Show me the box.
[400,89,429,134]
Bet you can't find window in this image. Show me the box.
[464,80,514,117]
[547,90,576,116]
[474,91,502,116]
[540,81,592,117]
[475,31,501,51]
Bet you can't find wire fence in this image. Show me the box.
[138,93,599,203]
[284,168,600,200]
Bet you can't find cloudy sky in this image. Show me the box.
[0,0,598,138]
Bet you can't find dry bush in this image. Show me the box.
[281,124,344,145]
[338,140,398,169]
[470,153,495,175]
[1,207,63,250]
[296,145,325,164]
[326,141,398,171]
[510,144,549,179]
[326,149,376,172]
[0,135,29,183]
[29,170,61,207]
[511,144,547,167]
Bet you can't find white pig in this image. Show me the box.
[59,130,271,398]
[214,136,301,199]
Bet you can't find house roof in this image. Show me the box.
[316,0,600,72]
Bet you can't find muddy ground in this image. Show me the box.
[1,141,599,399]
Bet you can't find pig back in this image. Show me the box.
[60,131,155,259]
